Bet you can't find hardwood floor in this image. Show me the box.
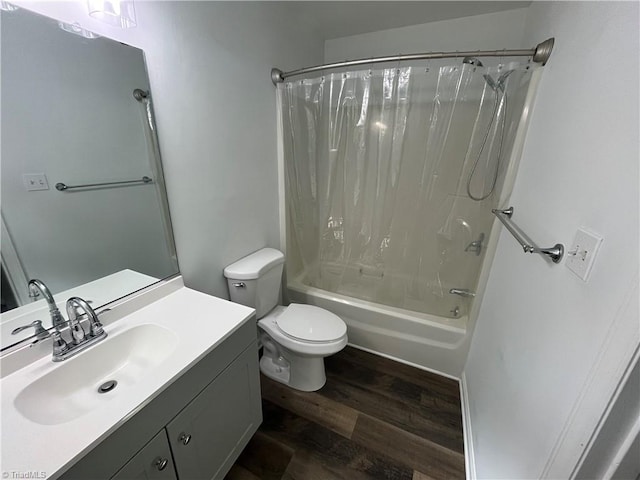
[226,347,465,480]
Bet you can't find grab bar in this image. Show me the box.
[492,206,564,263]
[55,176,152,191]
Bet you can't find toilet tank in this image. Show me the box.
[223,248,285,319]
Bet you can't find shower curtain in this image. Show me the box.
[281,61,533,317]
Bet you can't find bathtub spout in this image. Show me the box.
[449,288,475,298]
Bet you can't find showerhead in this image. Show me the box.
[483,69,515,93]
[463,57,499,92]
[463,57,515,93]
[483,74,499,91]
[497,69,515,90]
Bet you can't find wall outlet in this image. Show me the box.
[23,173,49,191]
[565,228,603,282]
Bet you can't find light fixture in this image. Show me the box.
[87,0,136,28]
[0,2,19,11]
[58,21,101,39]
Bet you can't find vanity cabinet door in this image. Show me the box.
[166,344,261,480]
[111,429,177,480]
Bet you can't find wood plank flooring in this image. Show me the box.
[226,347,465,480]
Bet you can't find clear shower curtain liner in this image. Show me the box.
[281,61,533,317]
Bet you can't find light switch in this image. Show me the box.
[566,228,603,281]
[23,173,49,191]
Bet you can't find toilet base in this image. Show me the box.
[260,348,327,392]
[259,355,290,384]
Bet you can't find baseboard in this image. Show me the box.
[346,342,460,381]
[460,372,476,480]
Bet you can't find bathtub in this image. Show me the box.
[287,279,470,378]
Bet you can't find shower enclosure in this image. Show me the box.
[278,54,541,375]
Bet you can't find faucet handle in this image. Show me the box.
[12,320,50,340]
[89,319,105,337]
[65,298,87,345]
[51,331,69,358]
[69,322,86,345]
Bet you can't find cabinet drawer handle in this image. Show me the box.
[154,457,168,471]
[178,432,192,445]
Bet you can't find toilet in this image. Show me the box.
[224,248,347,391]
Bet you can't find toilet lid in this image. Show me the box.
[276,304,347,342]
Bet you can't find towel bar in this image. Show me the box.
[55,176,152,191]
[492,206,564,263]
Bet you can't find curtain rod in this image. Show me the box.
[271,38,554,85]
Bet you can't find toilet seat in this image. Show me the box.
[258,305,347,357]
[276,304,347,343]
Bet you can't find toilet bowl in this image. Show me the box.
[258,305,347,391]
[224,248,348,391]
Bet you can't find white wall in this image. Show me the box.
[13,1,325,299]
[464,2,639,478]
[1,8,175,295]
[324,8,529,63]
[576,357,640,479]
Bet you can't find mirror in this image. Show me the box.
[1,7,179,351]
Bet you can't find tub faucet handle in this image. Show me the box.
[465,233,485,256]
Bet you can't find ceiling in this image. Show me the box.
[283,1,531,40]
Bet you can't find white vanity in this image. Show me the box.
[1,276,262,480]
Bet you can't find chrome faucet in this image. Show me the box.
[66,299,87,345]
[465,233,485,256]
[51,297,107,362]
[28,279,65,329]
[67,297,105,338]
[449,288,476,298]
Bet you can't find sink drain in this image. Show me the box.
[98,380,118,394]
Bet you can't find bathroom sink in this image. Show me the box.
[2,282,256,478]
[14,324,178,425]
